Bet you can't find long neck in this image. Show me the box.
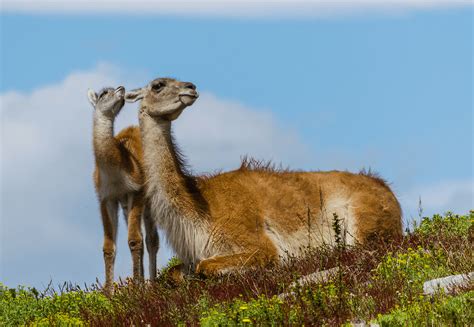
[93,111,120,166]
[140,113,211,266]
[139,113,207,220]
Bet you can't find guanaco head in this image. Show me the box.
[87,86,126,118]
[125,78,198,121]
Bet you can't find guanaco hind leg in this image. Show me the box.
[125,193,145,281]
[143,205,159,281]
[101,200,118,295]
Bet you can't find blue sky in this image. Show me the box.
[1,1,472,289]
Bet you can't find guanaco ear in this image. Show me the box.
[87,89,98,107]
[125,88,145,103]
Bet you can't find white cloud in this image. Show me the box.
[400,179,473,220]
[2,0,471,17]
[1,63,124,286]
[0,64,308,287]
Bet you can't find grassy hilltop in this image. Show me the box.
[1,212,473,326]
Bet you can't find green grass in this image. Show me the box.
[0,285,111,326]
[376,291,474,326]
[1,211,473,326]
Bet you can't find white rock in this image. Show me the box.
[423,272,474,295]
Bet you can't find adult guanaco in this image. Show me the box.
[125,78,402,276]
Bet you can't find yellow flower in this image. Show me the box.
[240,305,248,310]
[242,318,251,323]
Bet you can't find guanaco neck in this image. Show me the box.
[93,110,121,167]
[139,112,208,221]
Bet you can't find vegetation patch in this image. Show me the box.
[1,212,473,326]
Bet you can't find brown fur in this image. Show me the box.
[130,78,403,277]
[194,168,402,274]
[94,126,144,185]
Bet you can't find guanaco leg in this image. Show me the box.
[143,204,159,281]
[101,200,118,295]
[123,193,145,281]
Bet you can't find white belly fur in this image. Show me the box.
[264,193,358,259]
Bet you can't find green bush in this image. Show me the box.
[200,294,297,326]
[412,212,473,278]
[31,313,86,326]
[0,283,111,326]
[414,211,473,238]
[200,281,351,326]
[373,246,451,307]
[376,291,474,326]
[375,246,448,283]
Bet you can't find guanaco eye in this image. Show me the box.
[152,82,165,92]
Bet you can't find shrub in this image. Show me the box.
[376,291,474,326]
[200,294,292,326]
[373,246,450,306]
[414,211,473,239]
[200,281,354,326]
[0,283,111,326]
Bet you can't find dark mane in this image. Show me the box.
[358,167,391,189]
[195,157,291,182]
[169,132,209,214]
[238,156,290,173]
